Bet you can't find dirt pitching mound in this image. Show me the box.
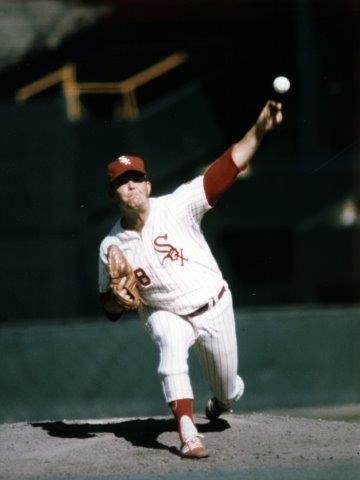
[1,413,360,479]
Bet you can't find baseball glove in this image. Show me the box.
[106,245,141,311]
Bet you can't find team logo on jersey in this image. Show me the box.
[118,156,131,165]
[153,234,188,266]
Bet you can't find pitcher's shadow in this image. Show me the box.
[31,417,230,456]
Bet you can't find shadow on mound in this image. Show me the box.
[31,417,230,455]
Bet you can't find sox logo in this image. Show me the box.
[153,234,188,266]
[133,234,188,287]
[118,155,131,165]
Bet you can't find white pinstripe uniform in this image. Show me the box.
[99,175,244,406]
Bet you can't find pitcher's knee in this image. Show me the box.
[232,375,245,402]
[220,375,245,407]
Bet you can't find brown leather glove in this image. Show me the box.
[106,245,141,311]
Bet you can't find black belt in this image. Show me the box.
[187,286,226,318]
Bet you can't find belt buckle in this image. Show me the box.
[188,285,225,318]
[209,287,223,309]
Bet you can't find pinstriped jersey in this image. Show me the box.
[98,175,227,315]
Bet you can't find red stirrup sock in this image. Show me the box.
[169,398,198,442]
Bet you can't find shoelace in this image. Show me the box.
[183,433,204,451]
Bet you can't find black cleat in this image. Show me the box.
[205,397,233,421]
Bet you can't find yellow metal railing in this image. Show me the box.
[15,52,189,121]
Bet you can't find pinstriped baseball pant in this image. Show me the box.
[142,290,245,406]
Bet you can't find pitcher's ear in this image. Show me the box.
[147,181,152,196]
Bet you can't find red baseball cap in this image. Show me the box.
[107,155,146,184]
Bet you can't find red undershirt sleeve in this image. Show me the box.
[203,144,247,206]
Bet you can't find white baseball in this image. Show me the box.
[273,76,291,94]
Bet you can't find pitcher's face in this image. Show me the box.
[111,172,151,212]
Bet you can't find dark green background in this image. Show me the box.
[1,305,359,423]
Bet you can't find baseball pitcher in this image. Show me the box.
[98,100,283,458]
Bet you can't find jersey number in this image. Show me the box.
[134,268,151,286]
